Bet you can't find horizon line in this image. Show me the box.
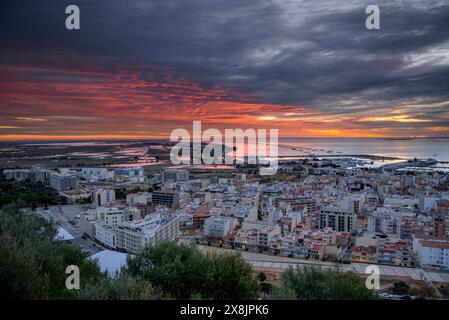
[1,135,449,142]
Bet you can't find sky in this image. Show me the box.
[0,0,449,140]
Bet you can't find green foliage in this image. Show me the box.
[0,203,260,300]
[257,272,267,282]
[131,186,143,193]
[390,281,410,295]
[278,266,377,300]
[80,273,165,300]
[0,180,66,208]
[0,203,167,300]
[115,188,126,199]
[260,282,273,294]
[204,252,260,300]
[0,204,102,299]
[256,272,272,294]
[268,286,297,300]
[127,241,208,299]
[127,242,259,300]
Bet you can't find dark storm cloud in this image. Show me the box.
[1,0,449,130]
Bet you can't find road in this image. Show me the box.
[37,205,104,255]
[198,245,449,284]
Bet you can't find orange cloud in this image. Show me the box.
[0,53,445,140]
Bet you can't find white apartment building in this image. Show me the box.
[116,214,180,254]
[81,168,112,180]
[419,241,449,271]
[162,169,189,182]
[319,206,357,232]
[93,188,116,206]
[49,172,78,191]
[368,214,401,236]
[413,235,449,270]
[368,208,415,237]
[4,169,48,183]
[95,223,117,249]
[79,212,96,239]
[203,216,237,239]
[225,205,258,221]
[126,192,152,205]
[339,194,365,214]
[113,167,145,183]
[95,214,180,254]
[94,205,140,227]
[384,196,419,209]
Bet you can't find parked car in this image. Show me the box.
[379,293,393,300]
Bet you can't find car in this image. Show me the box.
[400,294,412,300]
[379,293,392,300]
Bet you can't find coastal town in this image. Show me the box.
[2,141,449,299]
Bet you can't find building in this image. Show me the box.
[114,167,144,177]
[93,188,116,206]
[114,167,145,182]
[152,191,179,208]
[368,213,401,236]
[94,205,140,227]
[339,195,365,214]
[95,214,180,254]
[79,212,96,238]
[162,169,189,182]
[126,192,152,205]
[4,169,48,183]
[49,172,78,191]
[226,205,258,222]
[60,189,91,202]
[203,216,237,240]
[81,168,111,180]
[116,214,180,254]
[352,245,377,263]
[88,250,130,277]
[235,220,281,250]
[419,241,449,271]
[436,199,449,214]
[376,239,413,266]
[319,206,356,232]
[95,223,117,249]
[274,196,319,213]
[4,169,31,181]
[413,235,449,270]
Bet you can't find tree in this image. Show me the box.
[0,180,66,208]
[204,252,259,300]
[131,186,143,193]
[1,204,261,300]
[390,281,410,295]
[281,266,328,299]
[0,204,103,299]
[257,272,267,282]
[127,242,209,299]
[127,242,259,300]
[268,286,297,300]
[115,188,126,199]
[278,266,377,300]
[80,274,165,300]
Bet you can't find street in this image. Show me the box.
[37,204,104,255]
